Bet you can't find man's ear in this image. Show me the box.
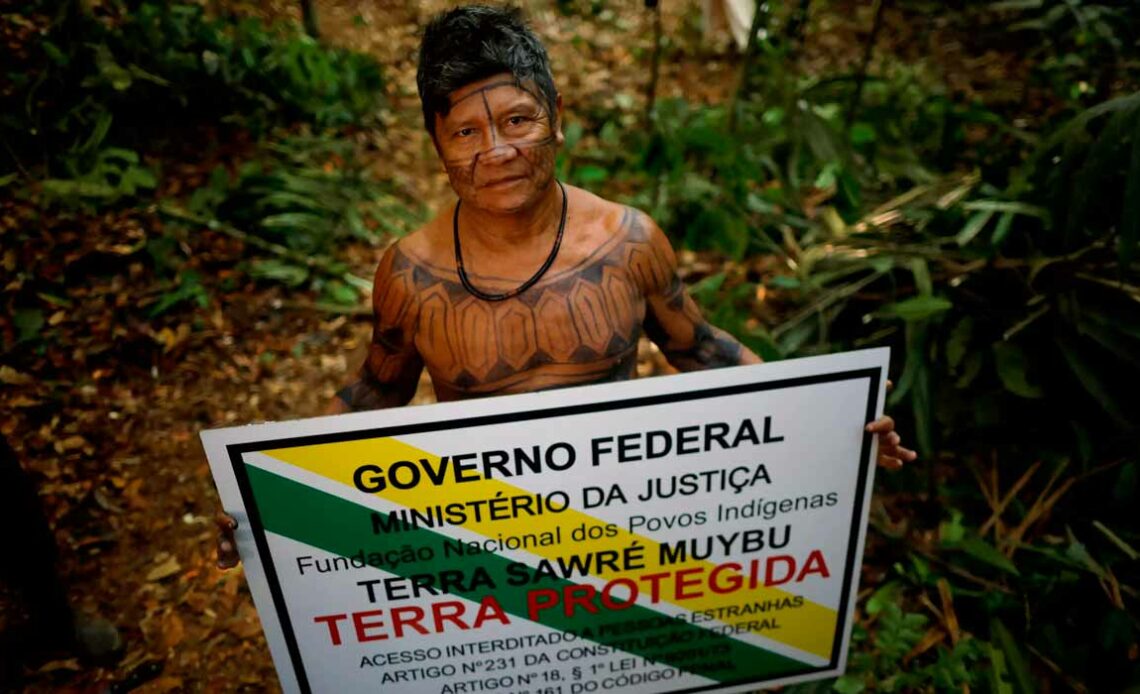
[554,93,565,146]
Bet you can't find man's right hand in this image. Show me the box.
[216,514,239,569]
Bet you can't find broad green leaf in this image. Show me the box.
[127,63,171,87]
[887,320,935,451]
[814,163,838,191]
[573,164,608,184]
[122,167,157,190]
[260,212,327,232]
[959,536,1020,575]
[1064,528,1107,579]
[947,317,974,371]
[1081,305,1140,343]
[767,275,801,289]
[13,308,44,342]
[256,191,326,211]
[956,209,995,246]
[988,0,1043,10]
[35,292,71,309]
[849,122,876,146]
[1077,314,1140,365]
[987,644,1015,694]
[991,211,1014,245]
[940,509,966,545]
[878,296,952,321]
[1057,334,1131,427]
[1120,111,1140,268]
[992,342,1043,398]
[955,351,984,388]
[82,112,114,155]
[1101,609,1135,653]
[907,553,931,583]
[563,121,584,150]
[689,272,726,301]
[867,256,893,274]
[865,581,903,615]
[908,257,932,296]
[321,280,360,306]
[1114,462,1137,505]
[889,320,923,406]
[832,674,865,694]
[100,147,140,164]
[960,200,1050,220]
[42,179,117,199]
[42,40,68,67]
[250,259,310,286]
[599,121,621,145]
[990,619,1035,694]
[912,343,934,454]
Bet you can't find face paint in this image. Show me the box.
[435,77,561,211]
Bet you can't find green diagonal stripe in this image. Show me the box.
[247,464,817,685]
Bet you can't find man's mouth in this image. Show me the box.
[483,175,527,188]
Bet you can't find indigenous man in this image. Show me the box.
[217,4,914,565]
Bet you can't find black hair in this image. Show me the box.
[416,5,558,137]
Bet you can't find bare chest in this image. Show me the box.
[411,260,645,396]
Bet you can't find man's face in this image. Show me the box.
[433,73,563,214]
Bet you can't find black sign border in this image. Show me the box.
[226,366,881,694]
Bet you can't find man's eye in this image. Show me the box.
[457,128,476,137]
[507,116,528,126]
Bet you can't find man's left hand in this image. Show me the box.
[866,415,917,470]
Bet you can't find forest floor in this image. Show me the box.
[0,1,1024,691]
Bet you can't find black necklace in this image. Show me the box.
[453,180,567,302]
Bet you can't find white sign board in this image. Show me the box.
[201,348,888,694]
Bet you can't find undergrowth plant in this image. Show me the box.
[2,0,386,176]
[560,1,1140,689]
[1,0,410,321]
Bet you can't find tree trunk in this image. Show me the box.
[300,0,320,39]
[784,0,813,56]
[644,0,663,126]
[846,0,887,127]
[728,0,770,133]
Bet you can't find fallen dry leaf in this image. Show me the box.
[0,365,34,385]
[146,556,183,582]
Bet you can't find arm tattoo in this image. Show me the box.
[334,246,423,411]
[665,323,744,370]
[336,373,394,411]
[633,209,754,370]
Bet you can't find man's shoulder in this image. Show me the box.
[390,210,453,264]
[564,185,665,245]
[374,211,454,281]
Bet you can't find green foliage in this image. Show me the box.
[3,0,386,176]
[2,1,407,308]
[986,0,1140,106]
[41,146,157,206]
[567,6,1140,688]
[206,135,417,254]
[802,603,988,693]
[178,133,423,304]
[147,271,209,318]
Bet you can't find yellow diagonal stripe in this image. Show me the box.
[261,437,837,659]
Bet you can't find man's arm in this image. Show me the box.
[327,243,424,414]
[634,210,761,370]
[630,209,915,469]
[219,245,423,568]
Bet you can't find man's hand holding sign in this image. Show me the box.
[206,5,914,691]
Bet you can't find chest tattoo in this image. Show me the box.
[387,208,670,396]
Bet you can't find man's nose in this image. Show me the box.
[477,142,521,165]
